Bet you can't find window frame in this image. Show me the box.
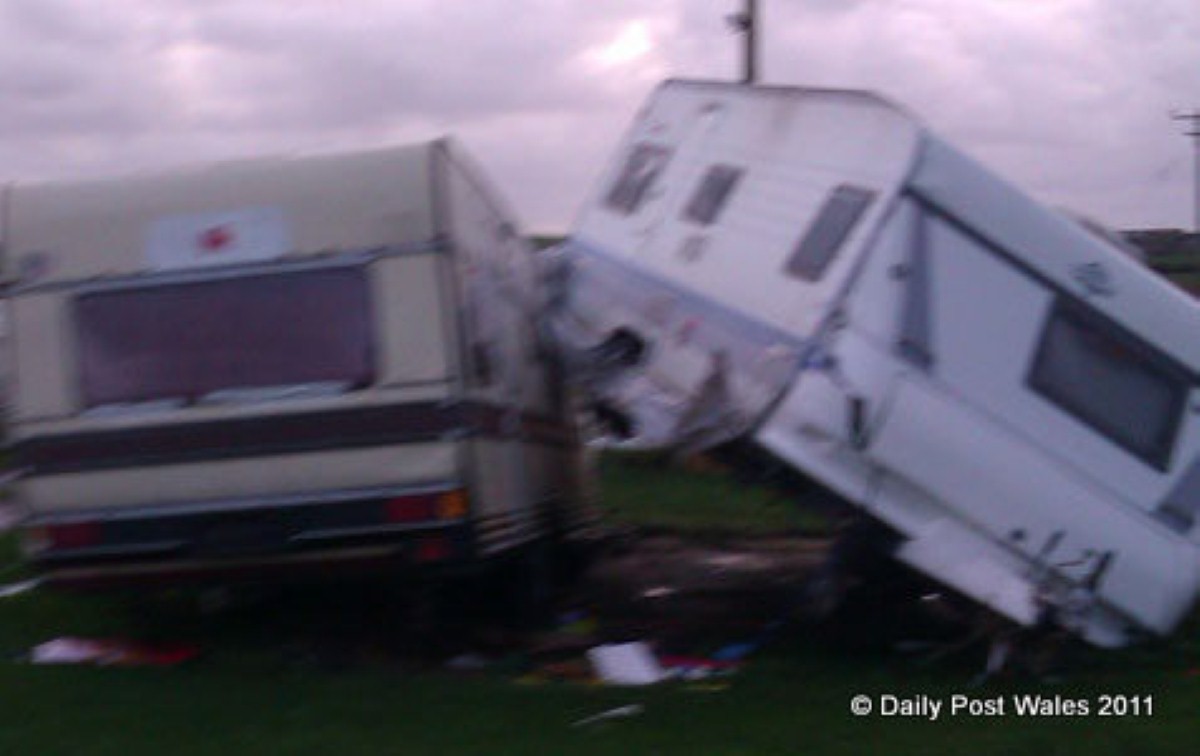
[682,164,744,226]
[784,184,877,282]
[1026,296,1189,471]
[72,262,378,408]
[603,142,673,216]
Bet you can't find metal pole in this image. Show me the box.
[1173,111,1200,232]
[1194,133,1200,233]
[745,0,758,85]
[728,0,759,84]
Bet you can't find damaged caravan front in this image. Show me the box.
[2,141,594,588]
[545,80,1200,647]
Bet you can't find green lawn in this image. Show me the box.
[0,458,1198,755]
[0,593,1196,756]
[598,451,833,536]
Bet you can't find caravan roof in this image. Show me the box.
[908,134,1200,375]
[574,79,1200,373]
[3,143,441,286]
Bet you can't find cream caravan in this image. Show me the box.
[546,80,1200,647]
[2,141,593,588]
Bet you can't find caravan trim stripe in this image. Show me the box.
[14,401,577,476]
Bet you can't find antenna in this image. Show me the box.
[727,0,759,84]
[1173,110,1200,232]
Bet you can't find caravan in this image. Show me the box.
[2,141,594,589]
[546,80,1200,647]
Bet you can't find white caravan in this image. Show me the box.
[2,141,594,589]
[545,79,1200,647]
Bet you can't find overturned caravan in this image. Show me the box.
[545,79,1200,647]
[2,141,596,589]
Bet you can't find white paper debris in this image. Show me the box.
[586,642,665,686]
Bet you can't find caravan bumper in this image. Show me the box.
[22,485,471,589]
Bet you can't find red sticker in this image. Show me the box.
[198,225,234,253]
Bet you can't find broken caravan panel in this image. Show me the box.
[433,141,599,557]
[547,79,1200,647]
[2,140,596,588]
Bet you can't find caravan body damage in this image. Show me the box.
[545,80,1200,647]
[3,141,596,588]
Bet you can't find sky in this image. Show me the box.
[1,0,1198,233]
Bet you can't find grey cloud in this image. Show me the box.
[756,0,1200,228]
[1,0,128,49]
[0,0,672,229]
[1,0,1197,231]
[182,1,641,118]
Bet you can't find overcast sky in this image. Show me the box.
[2,0,1198,232]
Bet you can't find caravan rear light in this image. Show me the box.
[382,489,469,524]
[436,490,468,519]
[47,521,103,550]
[383,494,437,524]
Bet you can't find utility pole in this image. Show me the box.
[1174,110,1200,232]
[727,0,759,84]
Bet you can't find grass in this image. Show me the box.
[0,461,1198,755]
[0,593,1196,755]
[1159,271,1200,294]
[597,451,833,536]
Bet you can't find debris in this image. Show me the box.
[29,637,200,667]
[711,641,757,662]
[537,658,595,683]
[527,610,600,658]
[445,653,491,672]
[30,638,108,665]
[700,619,784,666]
[571,703,645,728]
[658,655,739,680]
[587,642,666,686]
[641,586,677,600]
[0,577,41,598]
[555,610,598,636]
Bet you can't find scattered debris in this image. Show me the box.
[571,703,645,728]
[641,586,677,600]
[658,655,739,681]
[523,658,594,685]
[444,653,491,672]
[587,642,666,686]
[0,577,41,599]
[29,637,200,667]
[555,610,598,637]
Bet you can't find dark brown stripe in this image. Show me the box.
[14,401,576,477]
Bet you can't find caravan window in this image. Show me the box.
[604,143,672,215]
[74,266,375,408]
[1029,299,1187,470]
[784,184,876,282]
[683,165,743,225]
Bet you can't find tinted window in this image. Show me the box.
[605,143,671,215]
[683,165,743,225]
[75,266,375,407]
[784,184,876,281]
[1029,299,1187,470]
